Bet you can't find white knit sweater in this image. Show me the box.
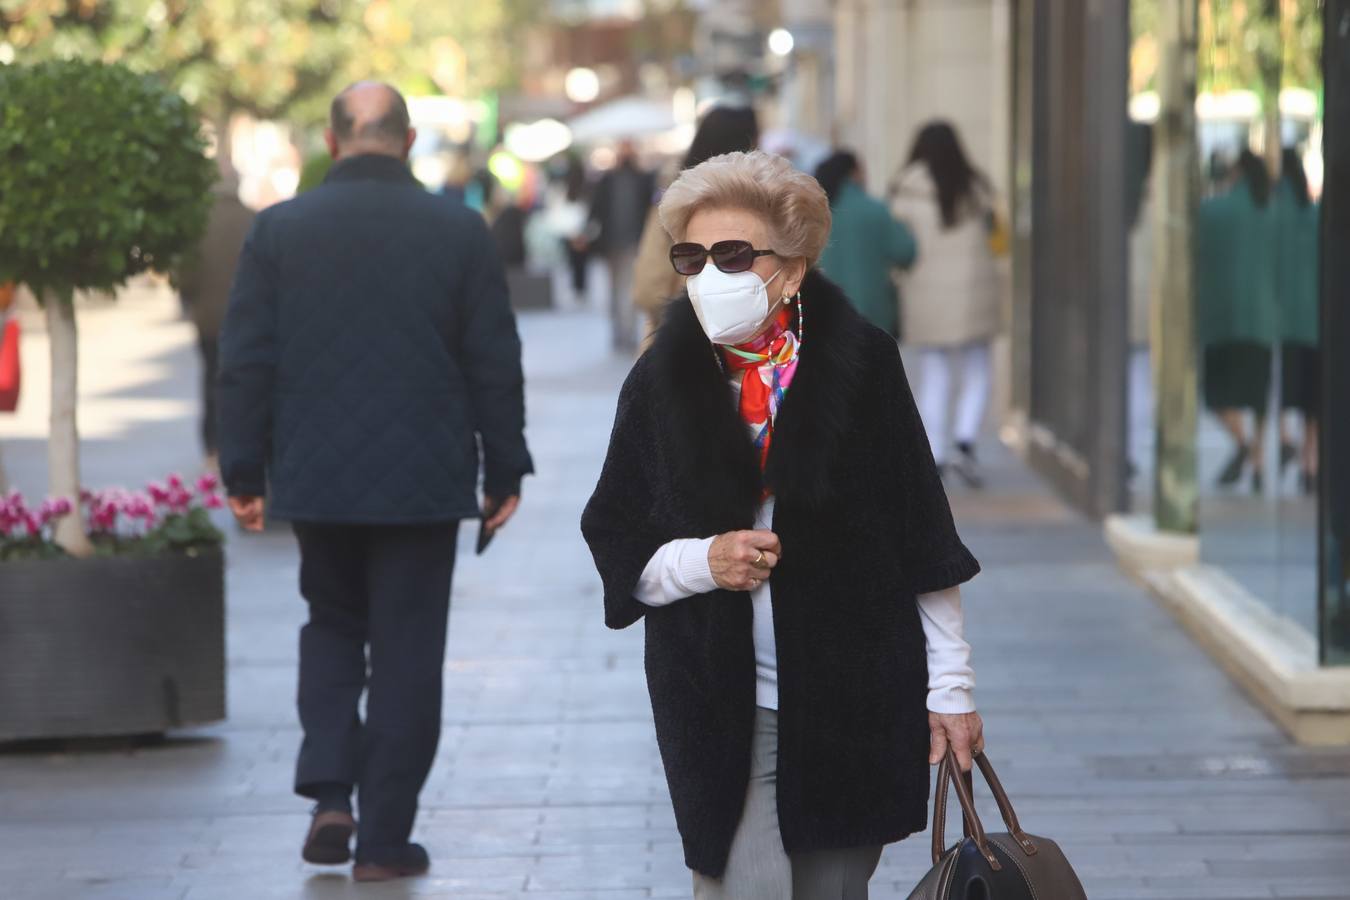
[634,494,975,713]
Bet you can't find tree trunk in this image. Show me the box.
[1153,0,1201,534]
[1261,0,1284,173]
[44,289,93,557]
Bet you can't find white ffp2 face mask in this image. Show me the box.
[687,265,784,345]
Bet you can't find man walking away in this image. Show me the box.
[585,139,655,352]
[177,171,254,471]
[218,81,534,883]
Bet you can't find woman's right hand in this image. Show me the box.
[709,530,781,592]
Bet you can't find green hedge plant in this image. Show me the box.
[0,60,215,555]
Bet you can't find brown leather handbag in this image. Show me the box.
[907,748,1088,900]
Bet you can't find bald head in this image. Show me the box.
[327,82,414,160]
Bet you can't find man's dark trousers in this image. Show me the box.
[291,521,460,859]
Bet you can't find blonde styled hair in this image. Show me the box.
[658,150,832,266]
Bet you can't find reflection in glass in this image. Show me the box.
[1131,0,1322,636]
[1196,149,1284,610]
[1198,150,1276,497]
[1274,147,1320,634]
[1196,0,1321,634]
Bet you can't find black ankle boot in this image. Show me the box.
[1218,445,1248,486]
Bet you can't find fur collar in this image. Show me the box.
[646,269,870,526]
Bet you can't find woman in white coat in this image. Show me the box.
[890,122,1002,487]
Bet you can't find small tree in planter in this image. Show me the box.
[0,60,215,555]
[0,476,228,741]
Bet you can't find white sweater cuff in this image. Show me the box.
[635,537,717,606]
[927,685,976,714]
[676,537,719,595]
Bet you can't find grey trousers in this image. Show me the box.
[693,708,883,900]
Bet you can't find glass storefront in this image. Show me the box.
[1013,0,1345,669]
[1321,0,1350,664]
[1124,0,1341,662]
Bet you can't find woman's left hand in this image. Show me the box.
[928,711,985,773]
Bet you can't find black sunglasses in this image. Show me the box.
[669,240,778,276]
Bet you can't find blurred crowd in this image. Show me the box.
[1125,127,1323,496]
[178,104,1012,487]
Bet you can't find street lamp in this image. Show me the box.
[767,28,795,57]
[565,67,601,104]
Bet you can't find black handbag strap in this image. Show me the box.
[931,748,1039,869]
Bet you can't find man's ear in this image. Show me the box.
[324,128,340,161]
[403,128,417,161]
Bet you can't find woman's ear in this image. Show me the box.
[781,258,809,300]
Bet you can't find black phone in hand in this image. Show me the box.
[476,500,500,556]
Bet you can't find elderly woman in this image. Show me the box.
[581,151,984,899]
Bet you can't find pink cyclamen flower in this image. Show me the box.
[202,493,225,510]
[166,473,185,490]
[51,497,73,518]
[168,487,192,513]
[24,512,40,537]
[196,473,220,494]
[134,494,158,522]
[148,483,170,506]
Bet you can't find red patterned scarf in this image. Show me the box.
[721,307,801,475]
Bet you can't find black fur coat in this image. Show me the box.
[580,270,980,877]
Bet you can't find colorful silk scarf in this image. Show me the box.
[721,307,801,474]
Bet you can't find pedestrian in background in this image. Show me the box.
[1197,148,1277,492]
[1126,123,1156,484]
[814,149,917,338]
[1274,147,1320,493]
[890,121,1002,488]
[555,155,592,305]
[176,172,255,472]
[583,150,983,898]
[584,139,656,352]
[218,82,534,883]
[632,105,760,343]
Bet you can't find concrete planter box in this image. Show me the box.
[0,549,226,742]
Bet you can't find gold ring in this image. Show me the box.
[753,551,766,568]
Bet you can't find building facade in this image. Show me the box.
[816,0,1350,742]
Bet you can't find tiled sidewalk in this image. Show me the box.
[2,291,1349,899]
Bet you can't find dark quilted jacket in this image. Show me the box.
[218,154,534,523]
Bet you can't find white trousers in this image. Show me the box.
[916,342,993,465]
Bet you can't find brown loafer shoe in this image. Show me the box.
[352,843,430,882]
[302,809,355,865]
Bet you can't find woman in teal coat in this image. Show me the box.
[1275,147,1321,493]
[1196,150,1278,491]
[814,151,917,337]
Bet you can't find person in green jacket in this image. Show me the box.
[1196,149,1278,491]
[1274,147,1321,493]
[814,150,917,338]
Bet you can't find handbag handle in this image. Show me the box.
[930,748,1039,868]
[931,748,1001,870]
[972,751,1038,856]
